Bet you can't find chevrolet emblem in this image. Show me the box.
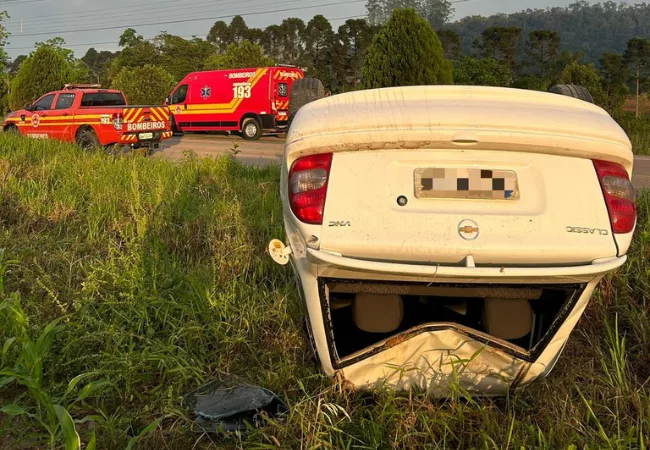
[457,219,480,240]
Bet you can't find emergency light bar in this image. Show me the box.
[63,84,102,90]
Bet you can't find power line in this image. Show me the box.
[3,0,243,29]
[5,13,367,52]
[6,0,366,37]
[2,0,470,33]
[4,0,308,33]
[0,0,46,4]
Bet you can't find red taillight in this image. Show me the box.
[288,153,333,224]
[593,160,636,234]
[112,113,123,131]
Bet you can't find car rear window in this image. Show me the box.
[80,92,126,107]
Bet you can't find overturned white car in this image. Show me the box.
[269,86,636,396]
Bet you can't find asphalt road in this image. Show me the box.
[156,133,650,190]
[153,132,284,167]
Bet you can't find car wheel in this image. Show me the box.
[549,84,595,104]
[76,127,100,151]
[288,78,325,128]
[4,124,19,134]
[241,117,262,141]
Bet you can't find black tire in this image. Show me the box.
[4,124,19,134]
[241,117,262,141]
[288,78,325,128]
[549,84,594,104]
[76,127,100,151]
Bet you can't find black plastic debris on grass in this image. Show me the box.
[184,378,289,433]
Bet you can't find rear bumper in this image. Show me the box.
[119,130,172,146]
[306,248,627,280]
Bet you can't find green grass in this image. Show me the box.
[0,134,649,449]
[615,112,650,155]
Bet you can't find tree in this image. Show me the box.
[438,29,461,60]
[557,61,607,107]
[9,46,74,110]
[154,33,215,81]
[0,75,9,116]
[303,15,335,88]
[363,8,453,88]
[453,56,512,87]
[600,52,629,113]
[111,65,175,105]
[447,2,650,65]
[119,28,143,48]
[204,41,274,70]
[110,29,160,81]
[366,0,453,29]
[623,37,650,118]
[81,48,118,86]
[230,16,249,44]
[336,19,375,89]
[279,18,306,66]
[8,55,27,77]
[421,0,454,29]
[526,30,560,82]
[0,12,10,71]
[207,21,230,52]
[35,37,74,62]
[474,27,522,70]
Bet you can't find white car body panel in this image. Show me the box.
[277,86,635,394]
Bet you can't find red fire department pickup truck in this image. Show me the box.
[3,85,173,151]
[166,66,304,140]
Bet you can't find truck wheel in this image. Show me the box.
[288,78,325,129]
[241,117,262,141]
[76,127,100,151]
[549,84,594,104]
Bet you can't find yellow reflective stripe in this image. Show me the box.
[183,68,269,116]
[184,68,269,115]
[124,108,137,122]
[158,108,170,120]
[34,122,101,126]
[150,109,164,122]
[133,108,144,122]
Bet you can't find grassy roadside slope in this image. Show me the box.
[0,135,648,449]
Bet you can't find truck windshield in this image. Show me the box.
[80,92,126,107]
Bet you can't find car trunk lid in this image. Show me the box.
[318,149,618,266]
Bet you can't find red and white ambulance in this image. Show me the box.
[165,66,304,140]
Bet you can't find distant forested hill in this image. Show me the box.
[447,1,650,63]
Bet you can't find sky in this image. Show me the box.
[0,0,630,58]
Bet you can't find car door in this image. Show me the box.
[28,93,56,138]
[49,92,77,141]
[169,84,189,129]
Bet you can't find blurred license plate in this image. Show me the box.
[139,133,153,140]
[414,168,519,200]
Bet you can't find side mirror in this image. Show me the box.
[24,103,33,111]
[164,97,170,105]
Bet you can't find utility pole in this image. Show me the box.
[20,17,23,35]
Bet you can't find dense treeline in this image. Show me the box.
[1,1,650,116]
[448,1,650,64]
